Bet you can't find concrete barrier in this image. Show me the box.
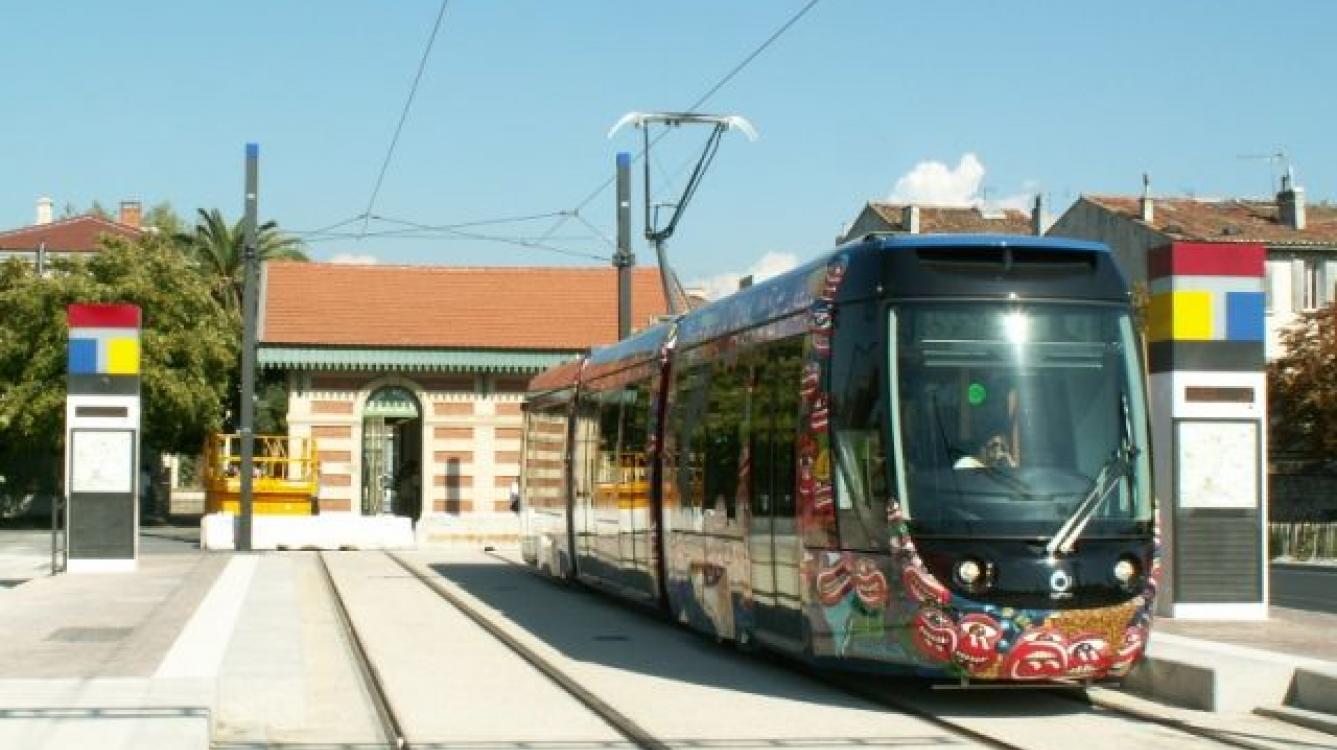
[1123,633,1298,712]
[1289,666,1337,714]
[200,513,415,551]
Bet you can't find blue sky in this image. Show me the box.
[4,1,1334,292]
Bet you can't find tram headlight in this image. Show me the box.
[1113,557,1140,587]
[953,558,989,591]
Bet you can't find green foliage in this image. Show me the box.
[177,208,308,311]
[1269,303,1337,459]
[142,201,186,237]
[0,234,239,502]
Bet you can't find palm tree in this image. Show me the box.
[178,208,308,310]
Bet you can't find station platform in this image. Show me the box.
[0,527,1334,748]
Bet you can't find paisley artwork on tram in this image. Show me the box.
[801,502,1160,681]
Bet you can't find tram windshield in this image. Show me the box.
[889,303,1152,538]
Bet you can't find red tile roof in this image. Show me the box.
[1084,195,1337,246]
[866,202,1035,235]
[0,215,141,252]
[261,263,670,350]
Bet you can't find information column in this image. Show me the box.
[64,303,142,573]
[1146,242,1268,619]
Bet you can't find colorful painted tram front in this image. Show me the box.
[520,234,1159,682]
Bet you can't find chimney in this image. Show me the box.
[1032,194,1045,236]
[902,204,921,234]
[1277,169,1306,231]
[118,200,142,229]
[1140,173,1154,224]
[36,196,53,225]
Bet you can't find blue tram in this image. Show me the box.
[519,234,1159,682]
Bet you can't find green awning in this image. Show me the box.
[258,346,579,373]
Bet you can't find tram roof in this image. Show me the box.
[849,233,1111,254]
[674,234,1125,350]
[584,322,670,363]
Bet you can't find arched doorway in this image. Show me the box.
[361,386,423,521]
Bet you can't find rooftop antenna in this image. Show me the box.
[1237,149,1290,195]
[609,111,757,315]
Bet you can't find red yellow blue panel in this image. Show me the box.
[67,304,141,376]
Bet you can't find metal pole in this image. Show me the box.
[239,143,259,552]
[51,494,60,575]
[615,151,634,339]
[641,128,679,316]
[652,237,678,315]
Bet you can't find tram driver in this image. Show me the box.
[953,378,1022,470]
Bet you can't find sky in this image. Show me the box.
[4,1,1335,295]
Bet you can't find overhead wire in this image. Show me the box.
[358,0,451,239]
[294,214,368,238]
[306,0,819,263]
[359,214,608,262]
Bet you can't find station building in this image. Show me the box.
[258,261,667,541]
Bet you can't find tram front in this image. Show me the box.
[817,235,1158,682]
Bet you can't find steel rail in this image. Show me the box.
[316,552,409,749]
[1076,690,1299,750]
[483,549,1296,750]
[479,549,1030,750]
[385,551,668,750]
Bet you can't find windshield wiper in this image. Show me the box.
[1045,448,1134,556]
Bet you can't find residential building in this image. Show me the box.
[0,199,142,267]
[838,198,1044,243]
[1049,178,1337,359]
[258,261,668,541]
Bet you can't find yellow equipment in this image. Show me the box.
[596,452,650,510]
[203,434,320,515]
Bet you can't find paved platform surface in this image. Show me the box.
[1,527,1335,749]
[1157,605,1337,663]
[0,527,220,748]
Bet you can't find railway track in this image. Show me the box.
[316,550,659,749]
[315,550,409,749]
[477,548,1323,750]
[312,548,1327,750]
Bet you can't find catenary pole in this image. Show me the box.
[238,143,259,552]
[615,152,634,339]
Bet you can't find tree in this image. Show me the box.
[1269,303,1337,459]
[0,234,238,510]
[177,208,308,311]
[142,201,186,238]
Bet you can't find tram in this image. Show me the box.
[519,234,1159,682]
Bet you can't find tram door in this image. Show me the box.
[747,344,805,650]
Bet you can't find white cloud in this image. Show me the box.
[689,251,800,300]
[889,152,1033,211]
[890,153,985,206]
[327,253,379,265]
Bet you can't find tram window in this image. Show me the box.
[749,349,774,517]
[522,397,568,511]
[596,388,623,485]
[703,356,748,520]
[768,336,803,519]
[572,396,600,515]
[893,304,1153,535]
[619,381,651,485]
[672,362,710,511]
[831,301,891,551]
